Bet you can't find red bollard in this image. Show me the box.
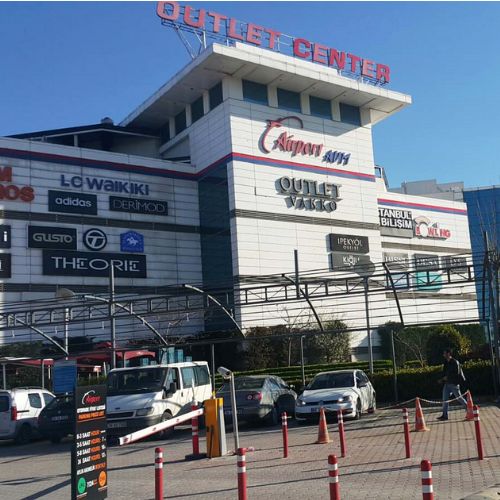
[237,447,248,500]
[191,403,199,456]
[282,412,289,458]
[473,405,484,460]
[420,460,434,500]
[155,447,163,500]
[337,410,346,458]
[328,454,340,500]
[402,408,412,458]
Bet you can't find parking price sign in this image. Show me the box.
[71,385,107,500]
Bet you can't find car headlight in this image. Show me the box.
[296,398,306,407]
[136,407,154,417]
[337,396,353,403]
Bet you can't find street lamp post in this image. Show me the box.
[109,264,117,370]
[218,366,239,452]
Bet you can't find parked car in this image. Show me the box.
[38,394,74,443]
[216,375,297,426]
[0,387,55,444]
[106,362,212,438]
[295,369,376,421]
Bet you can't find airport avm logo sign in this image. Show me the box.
[260,116,351,165]
[157,2,391,84]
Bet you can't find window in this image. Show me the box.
[160,121,170,143]
[166,368,179,389]
[28,393,42,409]
[194,365,210,386]
[242,80,268,105]
[43,393,54,406]
[181,366,196,389]
[191,96,204,124]
[175,110,187,134]
[209,82,223,110]
[277,88,301,113]
[310,96,331,119]
[339,103,361,126]
[0,396,9,412]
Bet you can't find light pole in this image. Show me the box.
[109,264,117,370]
[218,366,239,452]
[55,288,73,360]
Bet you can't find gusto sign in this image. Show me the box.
[0,166,34,202]
[156,2,390,83]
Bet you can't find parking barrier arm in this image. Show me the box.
[118,408,204,446]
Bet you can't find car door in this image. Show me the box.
[0,393,12,436]
[27,392,43,428]
[164,367,184,416]
[355,371,370,411]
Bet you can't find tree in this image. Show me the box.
[425,324,471,366]
[304,320,350,364]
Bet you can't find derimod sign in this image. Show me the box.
[72,385,107,500]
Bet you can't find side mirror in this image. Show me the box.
[358,382,367,388]
[165,381,177,397]
[289,384,295,390]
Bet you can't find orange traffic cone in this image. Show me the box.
[414,398,429,432]
[316,407,331,444]
[465,391,474,421]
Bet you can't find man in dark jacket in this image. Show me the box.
[437,348,467,421]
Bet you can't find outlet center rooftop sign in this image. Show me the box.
[157,2,391,84]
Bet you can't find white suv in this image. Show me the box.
[0,387,55,444]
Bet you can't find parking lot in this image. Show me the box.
[0,405,499,499]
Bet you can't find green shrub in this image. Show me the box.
[369,360,493,402]
[425,324,471,365]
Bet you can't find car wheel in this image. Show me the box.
[158,411,174,439]
[15,424,32,445]
[50,434,63,444]
[265,406,279,427]
[355,399,362,420]
[368,394,377,414]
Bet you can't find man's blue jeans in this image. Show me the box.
[442,384,467,417]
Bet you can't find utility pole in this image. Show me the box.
[110,264,117,370]
[363,276,374,374]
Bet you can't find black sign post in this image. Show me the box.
[72,385,107,500]
[329,233,369,254]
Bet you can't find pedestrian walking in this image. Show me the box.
[437,348,467,421]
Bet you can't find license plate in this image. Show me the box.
[311,408,320,413]
[108,421,127,429]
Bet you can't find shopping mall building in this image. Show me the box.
[0,2,478,354]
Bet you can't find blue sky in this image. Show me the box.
[1,2,499,188]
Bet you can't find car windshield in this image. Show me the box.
[307,373,355,390]
[107,367,168,396]
[44,396,73,411]
[219,378,265,392]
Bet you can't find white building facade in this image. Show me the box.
[0,18,478,355]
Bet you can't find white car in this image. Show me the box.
[295,369,376,421]
[0,387,55,444]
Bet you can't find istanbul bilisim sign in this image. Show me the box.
[156,2,391,84]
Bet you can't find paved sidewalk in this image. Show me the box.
[107,405,500,499]
[0,404,499,499]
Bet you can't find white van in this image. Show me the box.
[0,387,55,444]
[106,362,211,437]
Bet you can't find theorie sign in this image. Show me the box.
[72,385,107,500]
[156,2,391,84]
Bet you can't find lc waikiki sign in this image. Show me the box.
[156,2,391,84]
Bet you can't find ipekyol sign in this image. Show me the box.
[329,234,369,254]
[157,2,391,84]
[261,116,351,164]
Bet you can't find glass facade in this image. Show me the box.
[209,82,223,110]
[463,187,500,320]
[191,96,204,124]
[198,164,234,331]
